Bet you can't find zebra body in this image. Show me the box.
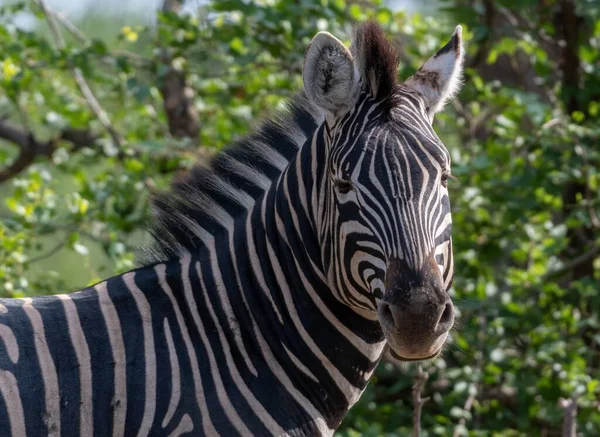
[0,161,383,436]
[0,22,464,436]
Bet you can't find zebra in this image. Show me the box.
[0,21,464,436]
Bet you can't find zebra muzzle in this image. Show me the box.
[377,255,454,361]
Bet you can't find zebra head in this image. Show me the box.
[303,22,464,361]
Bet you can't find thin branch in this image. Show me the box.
[38,0,123,148]
[542,245,600,280]
[538,118,563,135]
[51,10,149,66]
[36,0,65,45]
[579,140,600,230]
[51,10,86,43]
[412,365,430,437]
[72,71,122,146]
[468,0,495,69]
[588,203,600,229]
[162,0,183,13]
[559,395,578,437]
[27,239,67,264]
[453,312,486,436]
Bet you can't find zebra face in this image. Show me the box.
[304,22,464,361]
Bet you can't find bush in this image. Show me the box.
[0,0,598,434]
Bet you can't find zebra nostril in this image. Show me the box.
[378,302,398,330]
[436,302,454,333]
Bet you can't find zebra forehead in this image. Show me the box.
[335,127,447,174]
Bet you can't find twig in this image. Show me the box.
[162,0,183,13]
[27,239,67,264]
[452,312,486,436]
[468,0,495,69]
[540,118,562,132]
[588,203,600,229]
[412,365,430,437]
[51,10,149,66]
[559,395,578,437]
[51,10,87,43]
[542,245,600,280]
[72,71,122,146]
[37,0,123,148]
[579,141,600,230]
[158,0,200,139]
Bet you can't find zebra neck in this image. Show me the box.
[240,139,386,429]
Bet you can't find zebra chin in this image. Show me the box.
[383,330,449,362]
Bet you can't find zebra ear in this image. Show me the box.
[303,31,360,117]
[405,25,464,118]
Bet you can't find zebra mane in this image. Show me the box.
[140,91,323,264]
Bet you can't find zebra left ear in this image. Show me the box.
[303,31,360,117]
[405,25,464,118]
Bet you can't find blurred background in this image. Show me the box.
[0,0,598,435]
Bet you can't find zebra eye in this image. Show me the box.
[334,178,354,194]
[441,172,450,187]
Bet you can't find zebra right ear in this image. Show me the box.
[405,25,464,119]
[303,31,360,117]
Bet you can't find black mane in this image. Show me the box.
[142,92,322,264]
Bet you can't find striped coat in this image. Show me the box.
[0,21,464,436]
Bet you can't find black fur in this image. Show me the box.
[352,20,400,111]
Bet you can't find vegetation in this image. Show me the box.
[0,0,598,435]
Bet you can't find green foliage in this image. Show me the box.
[0,0,599,435]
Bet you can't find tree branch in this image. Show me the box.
[543,245,600,281]
[27,239,68,264]
[0,120,51,183]
[0,116,187,183]
[559,395,578,437]
[412,365,430,437]
[37,0,123,148]
[0,119,98,184]
[50,10,87,43]
[159,62,200,139]
[453,312,486,436]
[162,0,183,13]
[467,0,495,69]
[50,10,149,66]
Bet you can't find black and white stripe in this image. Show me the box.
[0,22,464,436]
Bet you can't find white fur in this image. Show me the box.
[406,25,465,117]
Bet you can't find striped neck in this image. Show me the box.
[246,122,386,430]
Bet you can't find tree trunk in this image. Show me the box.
[558,0,595,281]
[159,0,200,140]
